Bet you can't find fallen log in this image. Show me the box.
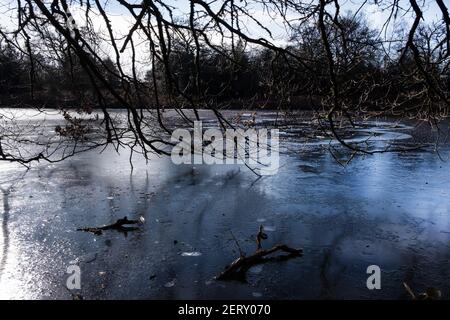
[77,216,140,235]
[216,225,303,282]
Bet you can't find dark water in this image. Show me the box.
[1,110,450,299]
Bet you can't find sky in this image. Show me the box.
[0,0,445,76]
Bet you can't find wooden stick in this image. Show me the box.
[77,216,139,235]
[217,226,303,281]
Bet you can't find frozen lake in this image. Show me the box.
[1,109,450,299]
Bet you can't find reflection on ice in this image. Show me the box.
[0,112,450,299]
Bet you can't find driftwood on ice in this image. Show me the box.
[216,225,303,281]
[77,216,140,235]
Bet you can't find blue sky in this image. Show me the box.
[0,0,445,75]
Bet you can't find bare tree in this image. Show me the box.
[0,0,448,165]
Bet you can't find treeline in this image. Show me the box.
[1,14,448,112]
[0,44,120,109]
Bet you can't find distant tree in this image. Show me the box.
[0,0,448,164]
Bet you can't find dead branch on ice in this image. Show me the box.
[216,225,303,282]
